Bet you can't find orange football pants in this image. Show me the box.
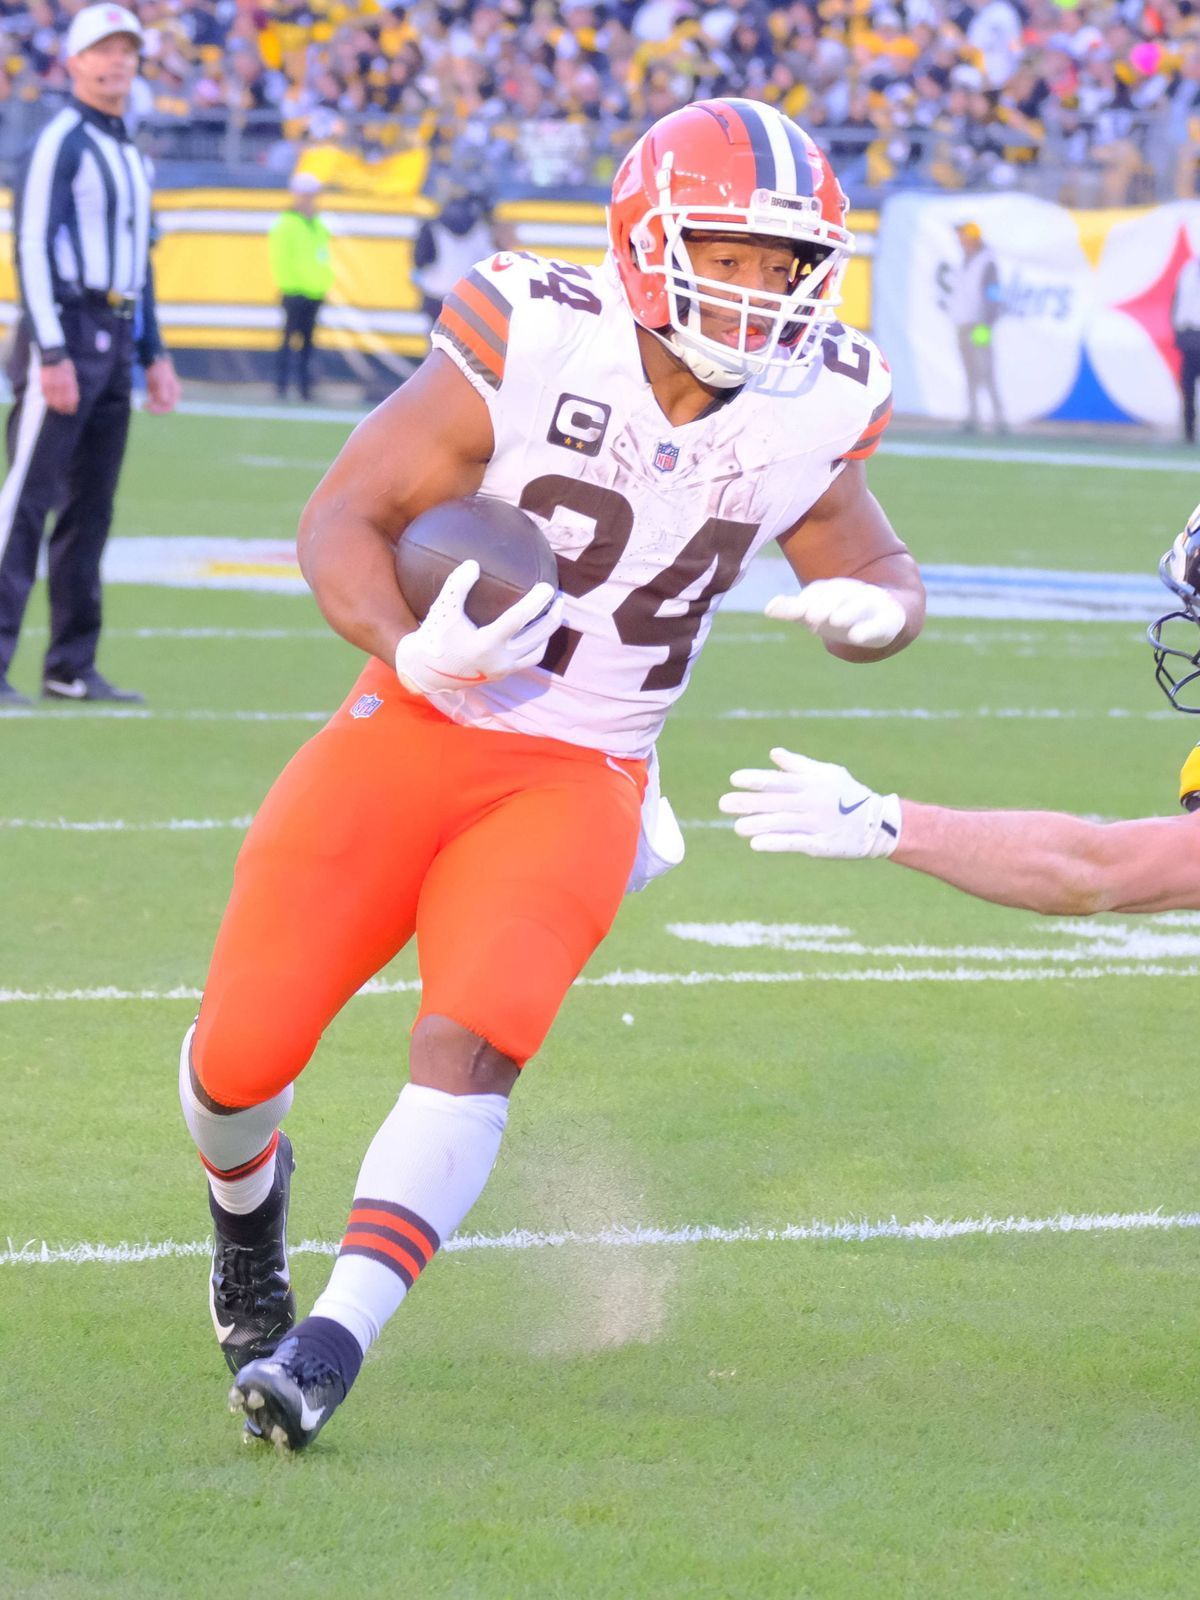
[192,661,647,1109]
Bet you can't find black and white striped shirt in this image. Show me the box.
[13,98,164,365]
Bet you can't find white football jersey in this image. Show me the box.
[428,251,893,759]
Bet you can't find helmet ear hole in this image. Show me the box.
[631,222,655,267]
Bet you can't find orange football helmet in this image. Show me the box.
[608,98,853,386]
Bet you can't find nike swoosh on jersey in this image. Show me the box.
[837,795,871,815]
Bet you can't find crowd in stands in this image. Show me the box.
[1,0,1200,202]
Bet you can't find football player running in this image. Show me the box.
[720,505,1200,914]
[180,99,925,1452]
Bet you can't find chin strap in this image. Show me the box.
[645,326,746,389]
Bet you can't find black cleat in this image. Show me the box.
[43,669,144,703]
[209,1132,296,1375]
[231,1334,349,1453]
[0,676,31,708]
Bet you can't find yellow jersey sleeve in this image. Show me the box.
[1178,744,1200,809]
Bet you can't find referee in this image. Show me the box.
[0,2,180,708]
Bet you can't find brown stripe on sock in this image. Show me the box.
[200,1129,278,1182]
[347,1199,440,1257]
[346,1206,437,1266]
[339,1232,424,1288]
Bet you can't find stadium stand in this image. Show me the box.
[0,0,1194,205]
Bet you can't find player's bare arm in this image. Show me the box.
[892,804,1200,915]
[721,749,1200,914]
[775,462,925,662]
[297,351,494,664]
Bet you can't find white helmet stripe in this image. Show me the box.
[757,105,798,195]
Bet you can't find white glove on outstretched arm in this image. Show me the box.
[394,559,563,696]
[766,577,907,649]
[719,747,902,858]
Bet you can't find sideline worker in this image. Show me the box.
[1172,253,1200,444]
[947,220,1006,435]
[0,1,181,708]
[269,172,334,403]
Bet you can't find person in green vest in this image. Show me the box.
[269,172,334,402]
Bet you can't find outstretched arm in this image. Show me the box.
[720,748,1200,915]
[894,802,1200,915]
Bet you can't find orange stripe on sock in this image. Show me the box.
[347,1208,437,1264]
[341,1229,425,1281]
[437,303,504,382]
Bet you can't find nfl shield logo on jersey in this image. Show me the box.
[349,693,383,720]
[653,441,680,473]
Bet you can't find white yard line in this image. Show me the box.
[176,400,363,425]
[4,1207,1198,1267]
[170,402,1193,475]
[720,706,1173,721]
[0,813,729,833]
[0,708,329,721]
[3,962,1198,1006]
[20,626,334,639]
[0,705,1174,724]
[0,816,255,832]
[880,440,1193,473]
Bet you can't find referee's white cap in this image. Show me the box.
[65,3,144,57]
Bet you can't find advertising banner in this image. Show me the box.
[874,192,1200,427]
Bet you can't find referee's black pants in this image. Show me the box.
[0,305,133,683]
[1178,330,1200,443]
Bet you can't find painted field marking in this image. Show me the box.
[0,705,1176,724]
[666,918,1200,965]
[4,961,1200,1006]
[85,531,1174,619]
[719,706,1174,721]
[4,913,1199,1004]
[879,440,1193,474]
[4,1207,1199,1268]
[167,401,1195,475]
[0,708,330,722]
[176,400,363,425]
[0,814,728,833]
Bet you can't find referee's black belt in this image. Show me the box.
[80,288,137,318]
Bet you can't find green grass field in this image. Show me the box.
[3,413,1200,1599]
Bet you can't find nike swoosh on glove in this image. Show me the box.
[718,746,902,858]
[765,578,906,649]
[394,559,563,696]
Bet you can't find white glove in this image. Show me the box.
[719,747,902,858]
[766,578,906,649]
[394,559,563,695]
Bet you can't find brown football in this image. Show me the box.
[394,495,559,626]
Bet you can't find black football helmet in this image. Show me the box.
[1148,508,1200,712]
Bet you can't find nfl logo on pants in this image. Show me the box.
[350,693,383,719]
[653,441,680,473]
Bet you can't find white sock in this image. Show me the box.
[178,1022,293,1213]
[310,1083,509,1354]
